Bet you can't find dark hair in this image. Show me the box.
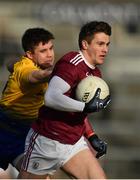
[78,21,112,49]
[22,27,55,52]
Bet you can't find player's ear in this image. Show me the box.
[26,51,33,59]
[82,40,88,50]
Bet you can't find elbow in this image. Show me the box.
[44,91,50,107]
[44,90,54,108]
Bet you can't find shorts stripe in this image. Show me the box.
[22,130,39,171]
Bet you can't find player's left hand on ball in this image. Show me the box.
[88,134,107,158]
[95,88,111,110]
[83,88,111,113]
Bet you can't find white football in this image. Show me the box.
[76,76,109,103]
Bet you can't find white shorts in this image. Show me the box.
[22,128,89,175]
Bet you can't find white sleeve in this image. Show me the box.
[44,76,85,112]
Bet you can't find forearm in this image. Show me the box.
[44,76,85,112]
[84,117,95,138]
[84,118,107,158]
[28,68,52,83]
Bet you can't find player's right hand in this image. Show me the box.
[83,88,111,113]
[88,134,107,158]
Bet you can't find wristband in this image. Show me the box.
[85,131,95,139]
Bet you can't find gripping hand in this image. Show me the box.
[83,88,111,113]
[88,134,107,158]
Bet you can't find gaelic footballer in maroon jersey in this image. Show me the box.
[32,51,102,144]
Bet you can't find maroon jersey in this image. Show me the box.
[32,51,101,144]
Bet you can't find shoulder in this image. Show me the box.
[57,51,84,67]
[16,56,35,66]
[13,56,39,83]
[51,52,86,85]
[14,56,38,72]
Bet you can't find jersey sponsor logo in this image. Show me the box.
[70,54,84,66]
[86,72,93,77]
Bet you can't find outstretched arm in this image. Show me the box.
[28,66,53,83]
[7,58,53,84]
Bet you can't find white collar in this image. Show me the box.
[79,51,95,69]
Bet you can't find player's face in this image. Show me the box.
[85,32,110,66]
[29,40,55,69]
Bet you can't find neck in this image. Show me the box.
[79,50,95,69]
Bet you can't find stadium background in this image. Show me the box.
[0,0,140,178]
